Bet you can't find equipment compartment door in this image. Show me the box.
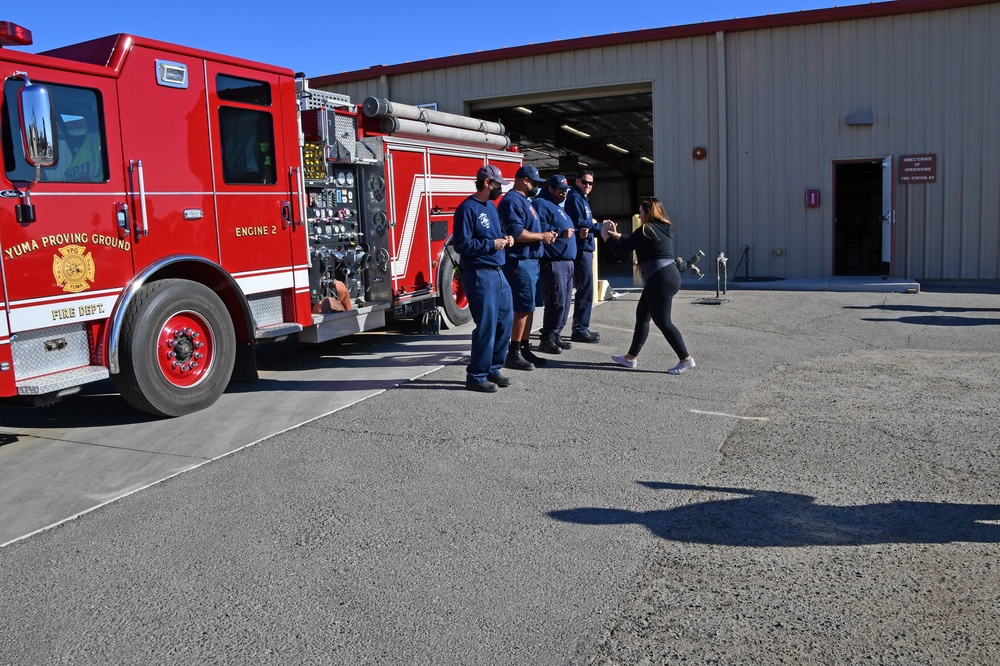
[385,145,436,303]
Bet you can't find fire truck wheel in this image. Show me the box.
[115,279,236,417]
[438,247,471,328]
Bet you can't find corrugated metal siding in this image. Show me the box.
[317,2,999,280]
[647,37,719,261]
[722,3,998,279]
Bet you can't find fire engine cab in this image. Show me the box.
[0,21,520,416]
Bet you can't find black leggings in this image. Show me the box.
[628,263,689,360]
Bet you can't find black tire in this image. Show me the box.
[438,245,471,327]
[114,279,236,417]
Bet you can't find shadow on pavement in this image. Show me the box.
[847,303,1000,326]
[549,481,1000,546]
[845,304,1000,314]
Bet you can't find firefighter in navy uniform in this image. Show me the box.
[499,165,556,370]
[452,164,515,392]
[533,174,577,354]
[567,170,601,342]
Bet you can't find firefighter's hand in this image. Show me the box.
[578,227,589,239]
[562,228,574,239]
[542,231,558,244]
[600,219,617,241]
[505,235,515,247]
[493,238,508,251]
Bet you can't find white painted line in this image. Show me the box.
[689,409,769,422]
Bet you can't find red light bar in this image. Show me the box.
[0,21,33,47]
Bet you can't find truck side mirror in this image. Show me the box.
[19,81,58,167]
[9,75,57,223]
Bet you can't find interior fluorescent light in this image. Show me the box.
[640,156,654,164]
[560,124,591,139]
[606,143,630,154]
[527,146,554,158]
[514,106,533,115]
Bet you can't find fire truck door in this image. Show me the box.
[207,64,306,317]
[386,145,436,299]
[0,72,131,349]
[115,48,219,273]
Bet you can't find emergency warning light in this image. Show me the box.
[0,21,33,46]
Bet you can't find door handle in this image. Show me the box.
[280,200,293,229]
[116,202,130,238]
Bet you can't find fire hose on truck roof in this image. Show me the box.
[361,97,511,150]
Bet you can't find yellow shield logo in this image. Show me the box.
[53,245,96,293]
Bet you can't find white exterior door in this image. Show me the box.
[881,155,894,277]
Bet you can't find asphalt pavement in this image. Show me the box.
[1,282,998,665]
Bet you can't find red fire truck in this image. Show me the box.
[0,21,520,416]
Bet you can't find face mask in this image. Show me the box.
[488,185,503,201]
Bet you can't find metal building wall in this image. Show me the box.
[723,2,1000,279]
[318,2,999,280]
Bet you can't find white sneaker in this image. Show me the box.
[667,358,696,375]
[612,354,637,369]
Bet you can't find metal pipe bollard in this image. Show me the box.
[716,252,728,297]
[694,252,731,305]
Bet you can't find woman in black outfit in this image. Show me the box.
[601,198,695,375]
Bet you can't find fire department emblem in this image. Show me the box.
[52,245,96,293]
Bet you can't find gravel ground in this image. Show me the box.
[588,294,1000,665]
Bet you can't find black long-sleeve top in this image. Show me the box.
[605,221,675,262]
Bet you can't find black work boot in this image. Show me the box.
[537,332,562,354]
[554,334,573,350]
[520,340,548,367]
[504,341,535,371]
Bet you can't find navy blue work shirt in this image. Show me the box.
[532,192,575,261]
[498,190,544,260]
[566,185,599,254]
[452,195,505,269]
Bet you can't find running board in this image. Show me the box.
[17,365,110,396]
[255,322,304,340]
[300,303,390,344]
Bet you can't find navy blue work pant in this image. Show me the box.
[572,250,594,334]
[539,259,574,337]
[461,267,513,383]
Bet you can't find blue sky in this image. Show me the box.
[7,1,888,78]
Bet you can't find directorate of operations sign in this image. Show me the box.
[899,154,937,183]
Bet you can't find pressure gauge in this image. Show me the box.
[345,171,355,187]
[336,171,346,186]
